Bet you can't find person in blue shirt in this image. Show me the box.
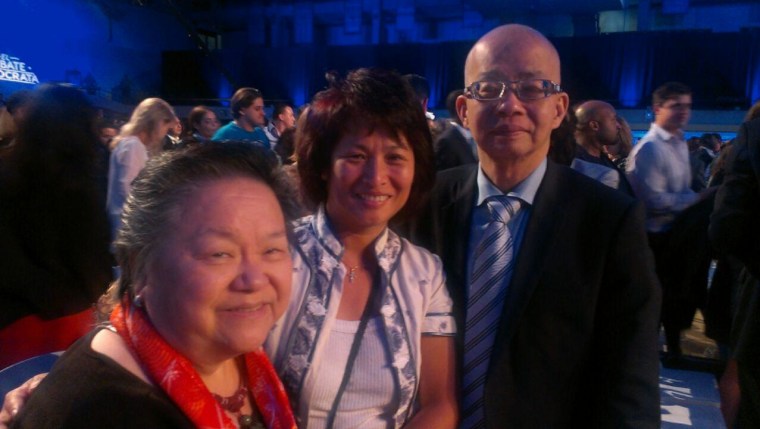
[213,87,269,147]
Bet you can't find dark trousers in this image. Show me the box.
[735,273,760,428]
[738,360,760,428]
[648,231,683,356]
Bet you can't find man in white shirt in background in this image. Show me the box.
[264,102,296,150]
[626,81,710,362]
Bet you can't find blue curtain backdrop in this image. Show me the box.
[746,29,760,105]
[161,29,760,110]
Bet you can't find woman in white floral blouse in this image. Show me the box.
[266,68,458,429]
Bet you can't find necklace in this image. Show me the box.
[348,265,360,283]
[212,384,264,429]
[212,384,247,412]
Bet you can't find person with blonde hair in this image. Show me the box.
[106,97,176,237]
[745,99,760,122]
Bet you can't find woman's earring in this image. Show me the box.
[133,293,145,308]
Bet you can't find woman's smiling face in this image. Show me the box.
[140,177,292,362]
[325,128,415,236]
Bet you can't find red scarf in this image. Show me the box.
[111,300,296,429]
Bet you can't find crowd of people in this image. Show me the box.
[0,22,758,429]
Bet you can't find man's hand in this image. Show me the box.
[0,373,46,429]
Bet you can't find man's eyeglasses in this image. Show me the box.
[465,79,562,101]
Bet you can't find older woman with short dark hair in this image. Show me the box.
[187,105,220,142]
[11,142,297,429]
[267,68,458,428]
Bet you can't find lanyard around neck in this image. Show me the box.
[324,268,381,429]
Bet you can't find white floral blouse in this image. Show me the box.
[265,206,456,428]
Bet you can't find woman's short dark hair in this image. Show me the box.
[231,88,263,119]
[188,105,214,132]
[114,142,299,298]
[295,68,435,220]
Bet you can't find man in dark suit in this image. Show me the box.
[434,89,478,171]
[407,24,661,428]
[710,117,760,428]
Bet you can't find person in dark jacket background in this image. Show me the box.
[0,84,113,368]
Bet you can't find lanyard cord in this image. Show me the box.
[324,269,381,429]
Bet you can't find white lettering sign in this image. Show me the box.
[661,405,693,425]
[660,383,694,400]
[0,54,39,85]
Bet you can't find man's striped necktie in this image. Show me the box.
[461,196,522,428]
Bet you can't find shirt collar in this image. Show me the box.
[267,122,280,137]
[651,122,684,142]
[476,158,547,206]
[311,204,389,259]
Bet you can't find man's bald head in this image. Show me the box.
[464,24,562,86]
[575,100,614,126]
[456,24,568,191]
[574,100,620,150]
